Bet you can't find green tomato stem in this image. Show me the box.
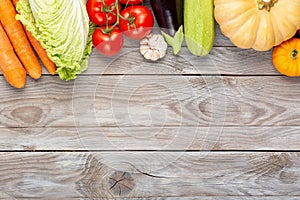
[104,0,137,32]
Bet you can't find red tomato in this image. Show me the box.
[92,27,124,56]
[86,0,121,26]
[119,6,154,40]
[119,0,143,5]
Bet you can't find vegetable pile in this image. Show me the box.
[214,0,300,76]
[17,0,94,81]
[87,0,215,58]
[149,0,214,56]
[151,0,300,77]
[0,0,95,88]
[0,0,43,88]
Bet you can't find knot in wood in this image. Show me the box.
[248,153,293,176]
[11,105,43,124]
[109,171,135,196]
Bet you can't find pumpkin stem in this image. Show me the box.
[291,49,298,60]
[257,0,278,12]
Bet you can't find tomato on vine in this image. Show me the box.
[92,27,124,56]
[87,0,154,57]
[119,5,154,40]
[87,0,121,26]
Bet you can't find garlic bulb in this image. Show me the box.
[140,34,168,61]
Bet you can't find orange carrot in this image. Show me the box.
[0,22,26,88]
[25,28,57,75]
[0,0,42,79]
[12,0,56,75]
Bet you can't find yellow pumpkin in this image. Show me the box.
[272,38,300,76]
[214,0,300,51]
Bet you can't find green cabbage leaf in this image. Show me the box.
[16,0,95,81]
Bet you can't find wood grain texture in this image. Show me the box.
[9,45,277,76]
[24,198,298,200]
[78,198,300,200]
[0,152,300,198]
[0,2,296,199]
[114,198,300,200]
[144,196,299,200]
[75,75,300,127]
[85,47,276,75]
[1,126,300,151]
[1,75,300,127]
[0,76,75,127]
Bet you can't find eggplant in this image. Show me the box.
[175,0,183,28]
[150,0,183,36]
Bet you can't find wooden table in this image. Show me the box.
[1,9,300,200]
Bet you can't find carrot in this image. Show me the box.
[12,0,56,75]
[0,22,26,88]
[0,0,42,79]
[25,29,57,75]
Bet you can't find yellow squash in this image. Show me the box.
[272,38,300,76]
[214,0,300,51]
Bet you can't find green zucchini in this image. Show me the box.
[184,0,214,56]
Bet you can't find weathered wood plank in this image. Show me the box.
[145,196,300,200]
[85,47,276,75]
[74,75,300,127]
[1,75,300,127]
[12,196,300,200]
[1,126,300,151]
[1,45,277,76]
[0,76,75,127]
[116,197,300,200]
[11,197,299,200]
[0,152,300,198]
[77,197,300,200]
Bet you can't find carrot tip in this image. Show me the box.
[13,83,26,89]
[29,72,42,80]
[6,74,26,89]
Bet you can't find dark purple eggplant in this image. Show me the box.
[150,0,183,36]
[175,0,183,28]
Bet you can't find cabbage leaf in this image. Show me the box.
[16,0,94,81]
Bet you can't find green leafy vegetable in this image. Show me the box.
[16,0,94,81]
[162,25,184,55]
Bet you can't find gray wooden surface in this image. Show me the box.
[0,4,299,198]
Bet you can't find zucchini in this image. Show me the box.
[184,0,214,56]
